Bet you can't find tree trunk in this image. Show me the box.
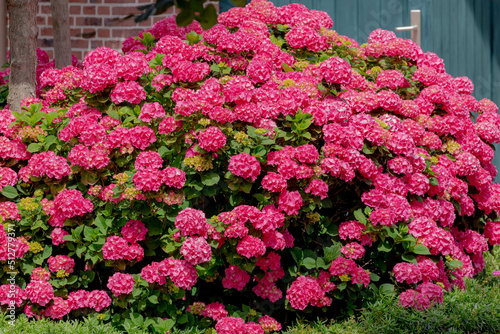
[7,0,37,111]
[51,0,71,68]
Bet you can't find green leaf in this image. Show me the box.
[27,143,42,153]
[377,240,392,252]
[401,253,417,264]
[201,172,220,186]
[106,109,120,120]
[176,7,195,27]
[290,247,303,265]
[158,146,169,157]
[240,182,252,194]
[197,4,217,29]
[44,135,57,150]
[353,209,367,225]
[148,295,159,304]
[429,177,438,185]
[323,244,341,262]
[1,185,18,199]
[230,0,248,6]
[302,257,316,270]
[379,283,395,296]
[413,244,431,255]
[210,64,220,72]
[447,259,463,269]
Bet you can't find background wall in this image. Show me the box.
[35,0,219,60]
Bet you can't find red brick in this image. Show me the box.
[69,0,88,3]
[40,27,53,37]
[104,40,122,49]
[91,40,103,49]
[76,17,102,26]
[37,16,46,26]
[40,4,51,14]
[38,38,53,47]
[46,49,54,59]
[72,50,83,60]
[112,6,141,16]
[82,28,97,38]
[83,6,96,15]
[70,28,82,37]
[97,28,111,38]
[69,5,81,15]
[97,6,110,15]
[112,28,143,38]
[104,17,136,27]
[71,39,90,49]
[89,0,103,3]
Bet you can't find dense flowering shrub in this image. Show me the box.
[1,0,500,331]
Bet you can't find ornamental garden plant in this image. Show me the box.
[2,0,500,332]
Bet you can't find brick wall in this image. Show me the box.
[36,0,220,60]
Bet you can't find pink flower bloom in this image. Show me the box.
[286,275,331,310]
[47,255,75,274]
[222,265,251,291]
[175,207,208,237]
[31,267,51,282]
[87,290,111,312]
[202,301,228,321]
[236,235,267,258]
[158,258,198,290]
[44,296,71,319]
[110,80,146,104]
[107,272,135,297]
[198,126,227,152]
[139,102,165,122]
[25,280,54,306]
[341,242,365,259]
[102,235,129,260]
[228,153,261,181]
[180,237,212,265]
[121,220,148,243]
[278,190,303,215]
[215,317,246,334]
[0,284,26,307]
[50,228,69,246]
[393,262,422,284]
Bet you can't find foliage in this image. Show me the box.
[1,0,500,333]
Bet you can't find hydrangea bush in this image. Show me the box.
[2,0,500,332]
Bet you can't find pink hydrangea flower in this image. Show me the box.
[278,190,303,215]
[198,126,227,152]
[110,80,146,104]
[236,235,267,258]
[50,228,69,246]
[222,265,251,291]
[139,102,165,122]
[25,280,54,306]
[180,237,212,265]
[175,207,208,237]
[47,255,75,274]
[228,153,261,181]
[121,220,148,243]
[87,290,111,312]
[107,272,135,297]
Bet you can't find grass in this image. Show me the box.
[1,246,499,334]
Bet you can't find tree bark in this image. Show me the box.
[51,0,71,68]
[7,0,37,111]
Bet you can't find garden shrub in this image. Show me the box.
[1,0,500,332]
